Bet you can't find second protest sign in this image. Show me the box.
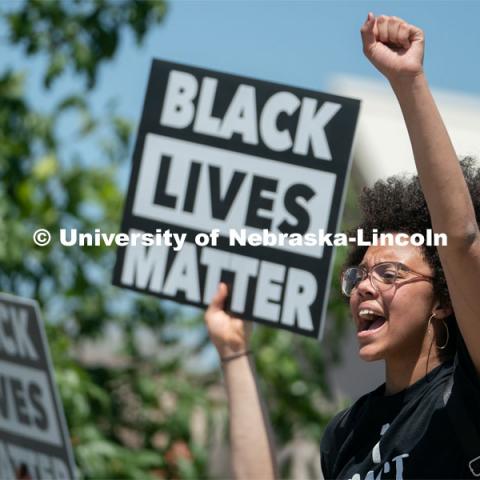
[0,293,76,480]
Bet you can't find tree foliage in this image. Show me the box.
[7,0,167,88]
[0,1,353,478]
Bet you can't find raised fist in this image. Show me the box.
[361,13,425,82]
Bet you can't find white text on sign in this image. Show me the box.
[0,441,70,480]
[160,70,342,160]
[133,134,336,258]
[121,230,316,331]
[0,304,38,360]
[0,360,62,446]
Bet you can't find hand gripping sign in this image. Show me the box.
[0,293,76,480]
[113,59,360,339]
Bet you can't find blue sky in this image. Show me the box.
[2,1,480,126]
[89,0,480,122]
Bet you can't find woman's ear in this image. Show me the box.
[431,300,453,319]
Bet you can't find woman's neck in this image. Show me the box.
[384,348,443,395]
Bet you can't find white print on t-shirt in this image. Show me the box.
[349,423,410,480]
[372,423,390,463]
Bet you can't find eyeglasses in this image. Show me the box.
[341,261,433,297]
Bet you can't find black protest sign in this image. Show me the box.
[0,293,76,480]
[113,59,360,338]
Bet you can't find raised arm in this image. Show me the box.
[361,13,480,373]
[205,283,278,479]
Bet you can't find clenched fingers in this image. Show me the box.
[376,15,390,44]
[364,14,421,50]
[397,22,411,49]
[360,12,376,50]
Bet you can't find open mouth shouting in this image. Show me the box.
[357,308,387,337]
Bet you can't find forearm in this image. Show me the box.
[391,74,478,245]
[222,355,277,480]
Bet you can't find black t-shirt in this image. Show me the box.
[320,337,480,479]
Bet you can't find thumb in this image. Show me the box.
[207,282,228,313]
[360,12,376,53]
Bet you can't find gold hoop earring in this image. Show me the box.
[428,313,449,350]
[437,318,449,350]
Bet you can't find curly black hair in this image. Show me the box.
[345,157,480,358]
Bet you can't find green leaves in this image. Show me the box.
[6,0,168,89]
[32,153,59,180]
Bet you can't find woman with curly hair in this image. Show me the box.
[204,13,480,479]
